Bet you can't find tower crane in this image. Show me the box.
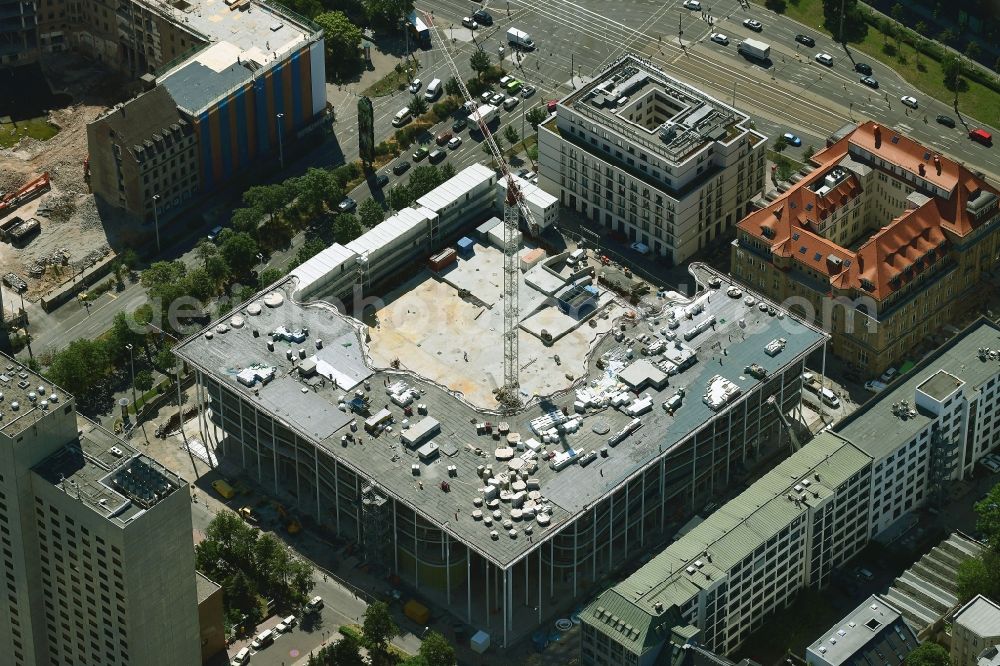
[422,12,538,412]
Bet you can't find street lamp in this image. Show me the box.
[125,343,138,418]
[276,112,285,169]
[151,193,161,253]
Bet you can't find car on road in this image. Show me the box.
[683,0,702,9]
[412,146,429,161]
[435,130,453,145]
[860,75,879,89]
[547,99,558,113]
[782,132,802,147]
[743,18,763,31]
[473,9,493,25]
[408,78,422,94]
[392,160,411,175]
[900,95,918,109]
[428,149,446,164]
[448,136,462,149]
[521,84,536,98]
[306,596,324,613]
[231,647,251,666]
[375,172,389,188]
[710,33,729,45]
[503,96,520,110]
[275,615,297,633]
[337,197,356,213]
[489,93,505,106]
[795,34,815,47]
[630,241,651,255]
[970,128,993,145]
[452,117,468,132]
[936,114,956,128]
[854,62,872,75]
[462,16,478,30]
[814,52,833,66]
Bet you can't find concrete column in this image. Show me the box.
[549,539,554,599]
[537,548,542,625]
[486,559,490,628]
[659,457,666,530]
[334,459,341,534]
[691,429,698,509]
[640,473,646,547]
[726,409,733,486]
[271,417,278,495]
[623,484,629,560]
[393,509,398,573]
[238,396,246,470]
[467,549,472,624]
[573,521,578,597]
[445,533,451,603]
[503,567,511,648]
[293,433,301,510]
[592,508,597,581]
[820,341,827,422]
[414,509,420,589]
[608,493,614,569]
[250,401,258,475]
[314,446,321,524]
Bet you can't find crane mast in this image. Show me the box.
[422,12,540,412]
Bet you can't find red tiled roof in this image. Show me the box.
[739,121,998,300]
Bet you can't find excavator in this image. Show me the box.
[275,503,301,534]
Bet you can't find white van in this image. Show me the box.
[424,78,442,101]
[566,249,585,266]
[820,388,840,408]
[251,629,274,650]
[230,647,251,666]
[392,108,412,127]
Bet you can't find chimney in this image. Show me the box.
[873,125,882,149]
[933,155,942,175]
[918,163,926,176]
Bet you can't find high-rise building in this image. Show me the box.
[731,121,1000,375]
[537,53,767,263]
[0,353,200,665]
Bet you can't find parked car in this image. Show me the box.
[879,367,897,383]
[489,93,505,106]
[630,241,651,255]
[500,75,513,87]
[408,78,422,93]
[452,117,468,132]
[412,146,429,161]
[814,52,833,66]
[936,114,956,128]
[683,0,702,9]
[375,172,389,188]
[743,18,763,31]
[860,75,879,89]
[900,95,918,109]
[480,90,493,103]
[447,136,462,149]
[795,34,815,47]
[521,84,536,98]
[855,567,874,581]
[251,629,275,650]
[461,16,479,29]
[337,197,356,213]
[473,9,493,25]
[435,130,453,145]
[505,79,522,93]
[392,160,411,175]
[231,647,251,666]
[982,457,1000,473]
[547,99,558,113]
[710,33,729,45]
[275,615,297,633]
[503,96,520,110]
[782,132,802,147]
[854,62,872,75]
[428,149,446,164]
[306,596,324,613]
[864,380,887,393]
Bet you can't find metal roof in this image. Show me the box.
[954,595,1000,637]
[291,243,357,294]
[416,163,495,212]
[806,595,918,666]
[582,431,872,652]
[346,206,435,257]
[836,318,1000,461]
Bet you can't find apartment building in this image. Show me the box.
[0,0,37,67]
[538,53,767,263]
[835,318,1000,537]
[0,353,200,665]
[805,596,918,666]
[952,596,1000,666]
[732,121,1000,375]
[580,431,872,664]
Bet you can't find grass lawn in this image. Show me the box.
[363,59,418,98]
[0,117,60,148]
[752,0,1000,127]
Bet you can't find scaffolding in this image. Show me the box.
[361,482,391,566]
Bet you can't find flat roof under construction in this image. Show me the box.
[176,268,826,566]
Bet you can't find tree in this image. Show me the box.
[445,76,461,97]
[408,165,444,199]
[231,206,262,235]
[294,167,343,217]
[358,198,385,228]
[419,631,456,666]
[525,106,547,131]
[821,0,866,42]
[890,3,903,49]
[334,213,364,244]
[361,601,399,665]
[975,483,1000,550]
[328,633,366,666]
[388,184,412,211]
[259,266,285,289]
[296,237,326,266]
[904,641,950,666]
[363,0,413,25]
[503,125,520,146]
[155,347,177,373]
[957,550,1000,603]
[243,183,291,224]
[803,145,816,160]
[439,162,456,180]
[470,49,491,79]
[48,338,112,399]
[966,41,981,61]
[409,93,428,117]
[315,11,362,67]
[134,370,154,394]
[773,135,788,152]
[942,54,962,92]
[107,311,145,363]
[219,231,260,278]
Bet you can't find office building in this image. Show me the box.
[538,53,767,263]
[0,353,201,665]
[953,596,1000,666]
[732,121,1000,375]
[805,596,918,666]
[79,0,327,222]
[580,431,872,663]
[177,242,827,646]
[0,0,37,67]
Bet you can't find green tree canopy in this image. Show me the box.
[328,632,366,666]
[470,49,491,78]
[526,106,547,131]
[445,77,461,96]
[219,231,260,278]
[409,93,428,117]
[334,213,364,244]
[439,162,456,181]
[134,370,154,393]
[418,631,456,666]
[904,641,949,666]
[957,550,1000,604]
[387,183,412,211]
[293,168,343,218]
[975,483,1000,551]
[361,601,399,664]
[503,125,520,146]
[243,183,292,223]
[364,0,413,24]
[47,338,112,399]
[822,0,867,42]
[358,197,385,228]
[408,165,444,199]
[942,54,963,90]
[315,11,363,66]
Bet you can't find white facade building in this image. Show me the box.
[538,54,767,263]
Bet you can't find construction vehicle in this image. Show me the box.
[8,217,40,245]
[0,172,51,217]
[238,507,260,525]
[211,479,236,499]
[766,395,801,452]
[275,502,302,534]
